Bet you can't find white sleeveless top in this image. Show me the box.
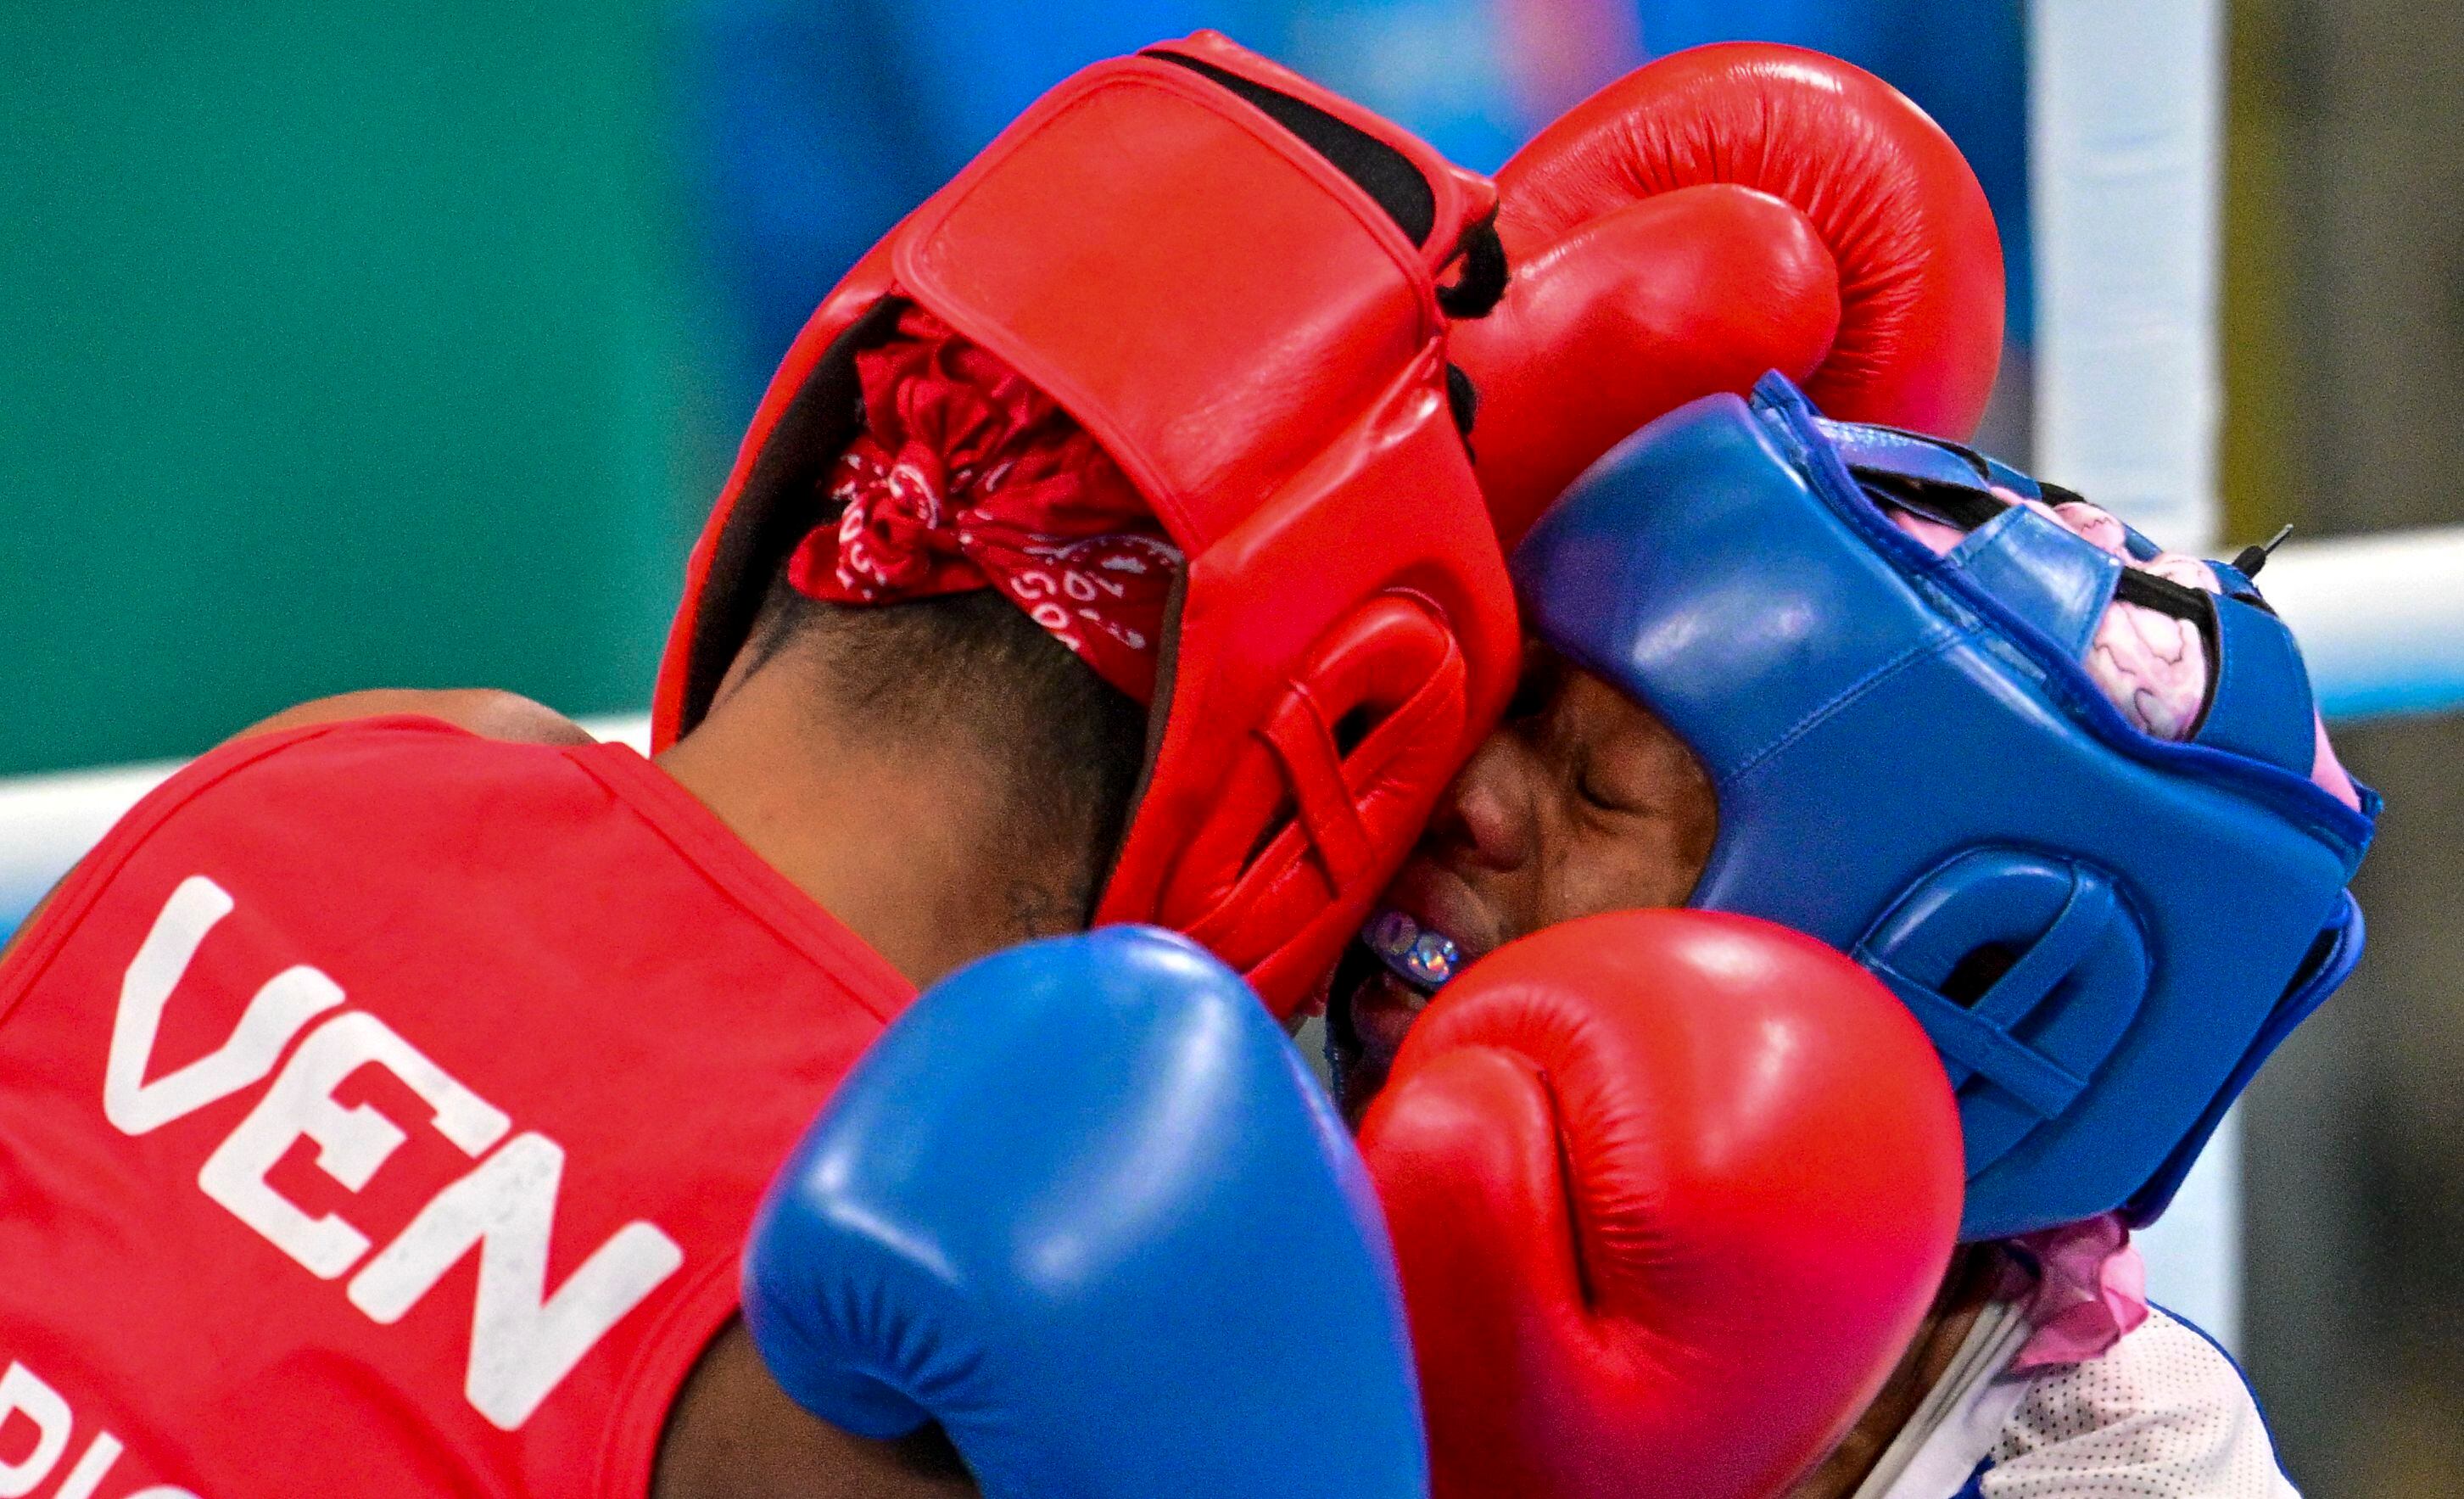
[1850,1306,2299,1499]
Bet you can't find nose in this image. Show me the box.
[1425,733,1540,874]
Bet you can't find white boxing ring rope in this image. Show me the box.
[0,715,651,926]
[13,526,2459,915]
[5,529,2451,923]
[0,521,2443,905]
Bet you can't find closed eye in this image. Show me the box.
[1574,760,1648,816]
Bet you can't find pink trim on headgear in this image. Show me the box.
[1886,494,2362,810]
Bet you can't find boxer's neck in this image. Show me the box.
[1783,1246,1999,1499]
[656,653,1096,991]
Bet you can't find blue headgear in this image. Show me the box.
[1513,373,2377,1240]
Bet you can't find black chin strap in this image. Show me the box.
[1319,942,1378,1114]
[1863,470,2230,632]
[1437,213,1508,319]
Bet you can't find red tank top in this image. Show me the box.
[0,716,914,1497]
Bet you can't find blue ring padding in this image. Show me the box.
[2316,670,2464,722]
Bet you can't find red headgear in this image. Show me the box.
[652,33,1520,1015]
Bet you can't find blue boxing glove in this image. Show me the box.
[742,926,1428,1499]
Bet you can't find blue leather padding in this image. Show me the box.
[1858,852,2154,1183]
[2205,559,2266,606]
[1980,453,2040,497]
[742,926,1428,1499]
[1879,962,2092,1121]
[1812,416,2049,505]
[2194,596,2321,775]
[1516,378,2376,1239]
[2125,894,2366,1225]
[1943,506,2122,664]
[1816,416,1993,489]
[1522,392,1958,790]
[1763,377,2369,851]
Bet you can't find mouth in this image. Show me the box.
[1327,908,1467,1118]
[1362,908,1467,992]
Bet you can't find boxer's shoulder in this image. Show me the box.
[233,687,594,747]
[71,693,611,869]
[10,696,909,1031]
[115,704,621,870]
[1988,1308,2297,1496]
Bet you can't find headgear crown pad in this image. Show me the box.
[652,35,1521,1017]
[1514,373,2377,1239]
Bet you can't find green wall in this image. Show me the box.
[0,3,721,775]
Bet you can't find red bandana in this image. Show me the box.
[787,307,1182,703]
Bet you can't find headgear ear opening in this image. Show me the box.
[1160,591,1477,1001]
[1853,849,2154,1200]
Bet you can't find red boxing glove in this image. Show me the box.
[1454,42,2005,545]
[1358,911,1964,1499]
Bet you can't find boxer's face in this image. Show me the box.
[1333,641,1718,1110]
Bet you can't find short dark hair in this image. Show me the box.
[739,573,1148,920]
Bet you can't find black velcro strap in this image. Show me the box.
[1437,213,1507,319]
[1861,473,2010,534]
[2115,568,2226,736]
[1444,362,1478,440]
[1144,48,1439,248]
[2114,566,2220,622]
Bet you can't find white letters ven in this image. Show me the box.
[103,875,684,1429]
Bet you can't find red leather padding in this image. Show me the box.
[1361,911,1966,1499]
[651,35,1518,1017]
[898,68,1434,559]
[1455,42,2005,546]
[1159,585,1474,1006]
